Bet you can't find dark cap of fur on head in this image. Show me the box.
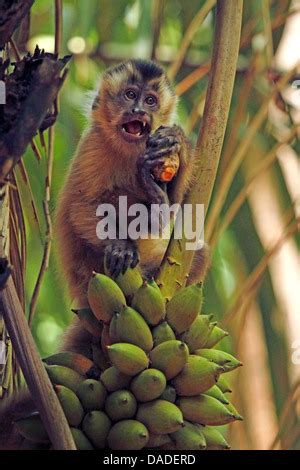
[102,59,175,95]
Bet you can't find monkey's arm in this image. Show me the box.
[138,125,195,207]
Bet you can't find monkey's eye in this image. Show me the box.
[145,95,157,106]
[125,90,137,100]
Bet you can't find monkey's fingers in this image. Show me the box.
[146,143,181,160]
[130,250,140,269]
[147,135,179,149]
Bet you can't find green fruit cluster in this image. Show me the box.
[16,268,242,450]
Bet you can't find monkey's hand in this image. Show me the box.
[137,126,181,205]
[104,240,139,278]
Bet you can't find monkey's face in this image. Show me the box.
[94,60,177,149]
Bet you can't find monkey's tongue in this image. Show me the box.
[124,120,143,135]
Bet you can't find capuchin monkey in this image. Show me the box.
[56,59,208,352]
[0,60,208,447]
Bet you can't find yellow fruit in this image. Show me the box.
[225,402,243,421]
[76,379,107,411]
[166,283,203,334]
[82,411,111,449]
[178,394,238,426]
[107,343,149,376]
[109,306,153,352]
[105,390,137,421]
[216,375,232,394]
[172,355,224,396]
[203,385,230,404]
[55,385,84,426]
[197,425,230,450]
[14,412,49,444]
[43,352,100,379]
[181,315,215,353]
[70,428,94,450]
[171,421,206,450]
[203,325,229,348]
[137,399,183,434]
[107,420,149,450]
[149,340,189,380]
[152,321,176,347]
[72,308,103,338]
[195,348,242,372]
[100,366,131,392]
[130,369,166,402]
[132,281,166,326]
[45,364,84,393]
[88,272,126,323]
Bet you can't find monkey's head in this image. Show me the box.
[92,59,177,150]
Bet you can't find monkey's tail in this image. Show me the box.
[0,389,35,450]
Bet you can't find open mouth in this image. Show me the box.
[121,118,151,140]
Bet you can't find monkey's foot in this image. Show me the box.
[104,240,139,278]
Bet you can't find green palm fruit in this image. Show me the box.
[147,433,172,448]
[152,321,176,347]
[166,283,203,334]
[55,385,84,426]
[216,375,232,394]
[160,385,177,403]
[91,343,110,371]
[148,278,161,291]
[70,428,94,450]
[43,352,100,379]
[109,306,153,352]
[181,315,215,352]
[72,308,103,338]
[225,402,243,421]
[172,355,224,396]
[203,326,229,348]
[105,389,137,421]
[82,410,111,449]
[178,394,237,426]
[100,366,131,392]
[203,385,229,404]
[137,399,184,434]
[45,364,84,393]
[104,257,143,299]
[130,369,166,402]
[107,420,149,450]
[195,348,242,372]
[149,340,189,380]
[76,379,107,411]
[14,412,49,443]
[197,425,230,450]
[107,343,149,376]
[87,272,126,323]
[170,421,206,450]
[132,281,166,326]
